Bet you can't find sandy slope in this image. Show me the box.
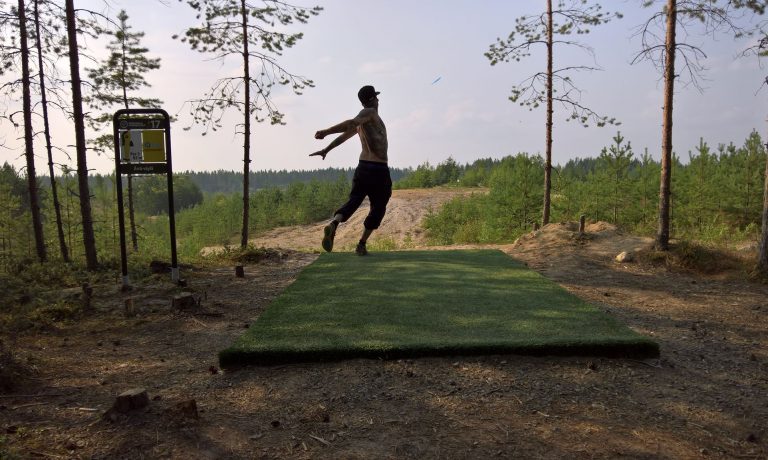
[218,187,485,253]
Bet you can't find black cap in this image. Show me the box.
[357,85,380,103]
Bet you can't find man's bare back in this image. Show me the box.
[355,107,387,163]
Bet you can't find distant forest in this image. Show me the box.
[35,167,411,195]
[182,167,412,194]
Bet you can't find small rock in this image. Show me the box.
[615,251,634,263]
[270,420,281,428]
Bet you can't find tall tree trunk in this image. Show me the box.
[65,0,98,269]
[656,0,676,251]
[119,25,139,252]
[18,0,46,263]
[34,0,68,262]
[240,0,251,249]
[542,0,553,226]
[757,138,768,273]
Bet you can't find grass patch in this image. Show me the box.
[220,250,658,366]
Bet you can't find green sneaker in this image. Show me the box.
[355,241,368,256]
[322,222,337,252]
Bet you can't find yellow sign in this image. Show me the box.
[142,131,166,162]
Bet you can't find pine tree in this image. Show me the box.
[14,0,47,262]
[86,9,162,252]
[633,0,766,250]
[598,131,634,225]
[176,0,321,248]
[759,139,768,273]
[486,0,620,227]
[745,30,768,273]
[64,0,98,269]
[32,0,69,262]
[680,138,716,232]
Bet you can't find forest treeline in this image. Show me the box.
[1,130,764,270]
[406,131,766,246]
[182,167,410,194]
[34,167,410,199]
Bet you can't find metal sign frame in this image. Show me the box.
[113,108,179,287]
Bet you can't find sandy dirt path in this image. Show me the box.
[239,188,484,252]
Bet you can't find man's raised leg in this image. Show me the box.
[322,214,344,253]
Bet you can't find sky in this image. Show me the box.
[1,0,767,175]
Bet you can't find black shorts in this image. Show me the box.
[335,160,392,230]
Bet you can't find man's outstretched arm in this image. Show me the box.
[309,129,356,160]
[310,109,375,159]
[314,109,374,139]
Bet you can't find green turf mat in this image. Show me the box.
[220,250,658,366]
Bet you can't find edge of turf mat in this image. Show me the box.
[220,250,659,367]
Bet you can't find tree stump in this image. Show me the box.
[103,388,149,421]
[533,222,540,231]
[124,298,135,317]
[174,399,199,420]
[171,292,198,310]
[149,260,170,274]
[81,283,93,311]
[579,215,586,234]
[235,265,245,278]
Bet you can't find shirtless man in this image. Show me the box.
[310,85,390,256]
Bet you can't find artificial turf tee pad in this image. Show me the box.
[219,250,659,366]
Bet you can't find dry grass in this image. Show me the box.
[637,240,751,276]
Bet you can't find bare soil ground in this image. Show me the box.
[2,188,767,459]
